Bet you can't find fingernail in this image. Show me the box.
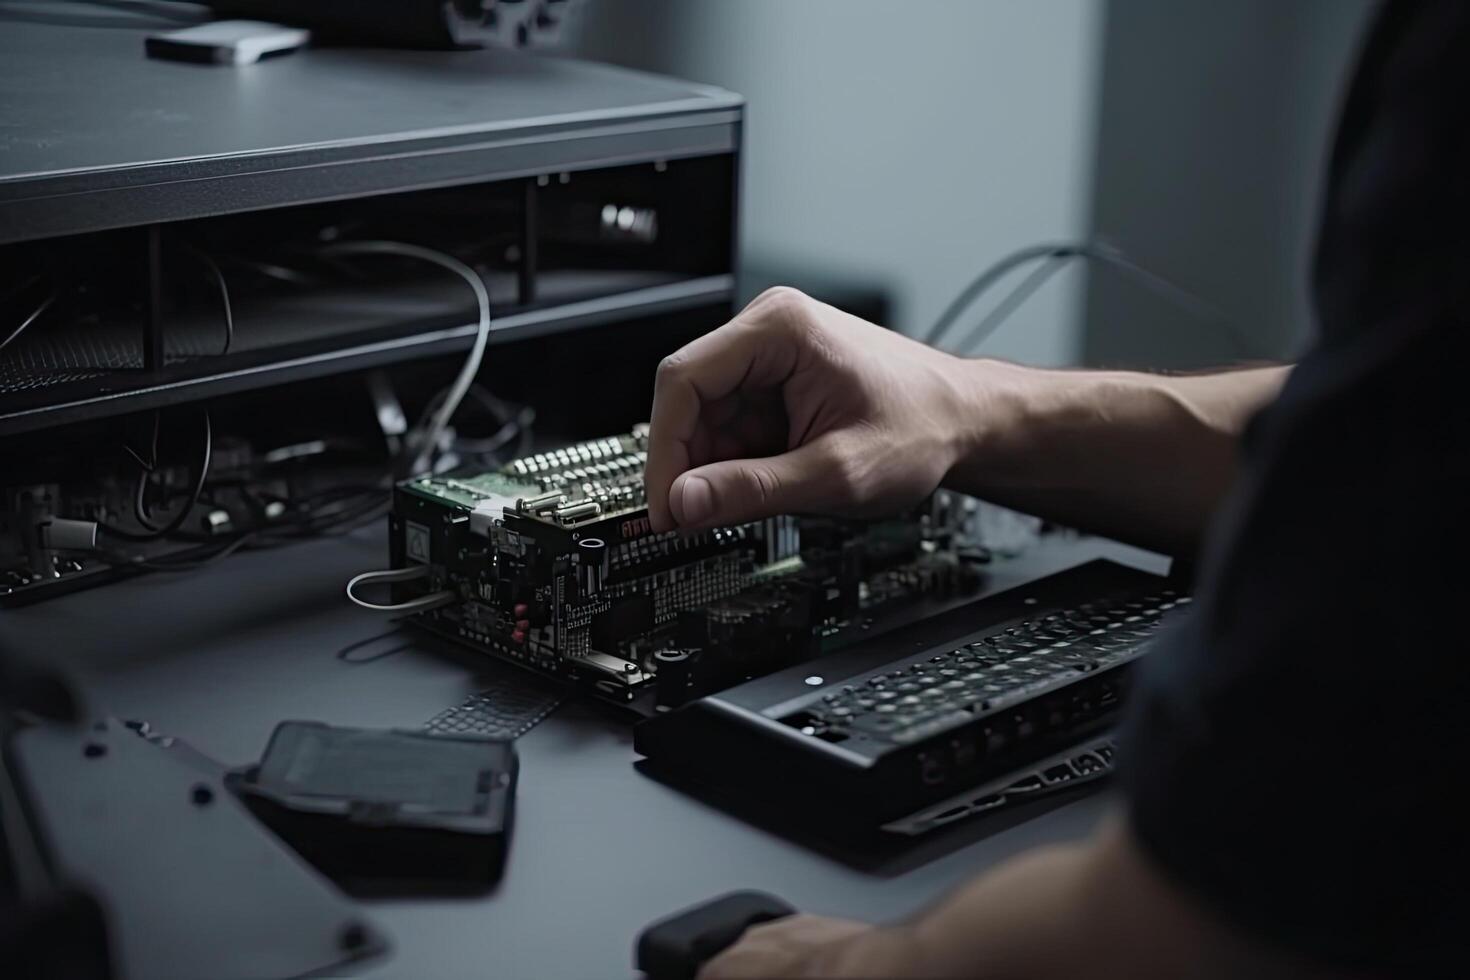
[679,476,713,526]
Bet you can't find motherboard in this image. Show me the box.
[388,425,988,713]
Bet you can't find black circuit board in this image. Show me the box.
[390,426,988,712]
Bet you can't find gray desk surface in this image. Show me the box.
[4,529,1165,980]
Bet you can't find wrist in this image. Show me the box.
[815,923,928,978]
[941,357,1057,490]
[942,358,1169,494]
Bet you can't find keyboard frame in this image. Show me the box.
[635,559,1189,837]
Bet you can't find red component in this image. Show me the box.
[515,619,530,630]
[513,603,529,617]
[511,629,527,644]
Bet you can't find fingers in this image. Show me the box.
[668,436,845,529]
[646,290,809,531]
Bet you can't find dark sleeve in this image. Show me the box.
[1121,313,1469,974]
[1120,3,1470,973]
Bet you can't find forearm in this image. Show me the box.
[810,818,1332,980]
[943,359,1291,556]
[816,841,1103,979]
[884,821,1203,979]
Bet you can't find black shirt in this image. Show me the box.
[1121,1,1470,974]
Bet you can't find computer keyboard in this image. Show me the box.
[635,560,1188,838]
[802,589,1189,747]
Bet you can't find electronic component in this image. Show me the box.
[384,426,987,712]
[0,424,391,606]
[635,560,1187,836]
[231,722,517,893]
[145,21,311,66]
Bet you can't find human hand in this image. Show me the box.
[696,914,885,979]
[645,287,975,532]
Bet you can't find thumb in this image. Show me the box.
[667,439,841,529]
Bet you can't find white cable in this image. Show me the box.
[1,293,55,354]
[319,240,493,475]
[346,566,457,613]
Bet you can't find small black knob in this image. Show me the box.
[578,537,607,597]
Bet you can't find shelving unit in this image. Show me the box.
[0,20,744,437]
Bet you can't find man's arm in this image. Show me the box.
[645,287,1288,557]
[945,361,1290,555]
[701,816,1352,980]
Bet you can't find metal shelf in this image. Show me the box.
[0,22,742,244]
[0,274,733,436]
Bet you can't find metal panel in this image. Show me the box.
[8,721,387,980]
[0,118,740,245]
[0,275,734,436]
[0,21,742,243]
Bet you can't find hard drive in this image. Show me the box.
[231,722,517,894]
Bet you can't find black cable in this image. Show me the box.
[96,482,390,574]
[100,531,257,573]
[951,256,1070,356]
[922,239,1250,357]
[454,410,532,458]
[416,383,533,462]
[98,411,212,542]
[129,412,164,530]
[134,470,161,531]
[224,255,321,288]
[192,249,235,356]
[924,243,1084,347]
[122,411,160,473]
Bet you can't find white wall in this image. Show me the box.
[576,0,1105,366]
[1082,0,1374,369]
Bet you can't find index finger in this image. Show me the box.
[644,298,804,531]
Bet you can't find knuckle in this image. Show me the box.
[822,444,867,507]
[753,284,808,309]
[655,351,687,381]
[743,462,782,508]
[750,285,813,324]
[746,287,837,361]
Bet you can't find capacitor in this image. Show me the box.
[517,489,565,513]
[554,500,601,523]
[577,537,607,596]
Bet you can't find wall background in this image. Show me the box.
[574,0,1375,368]
[1082,0,1374,368]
